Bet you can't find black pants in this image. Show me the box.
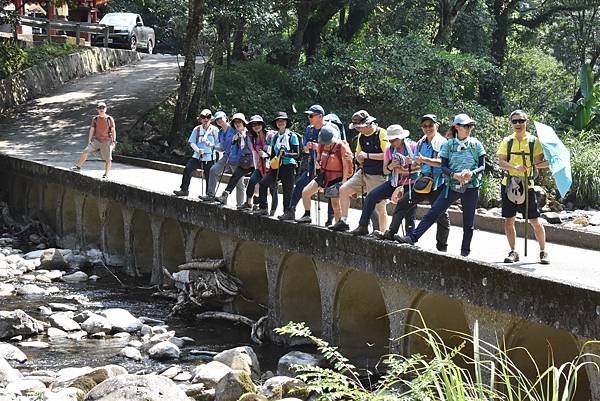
[224,166,254,193]
[259,163,295,211]
[180,158,213,191]
[388,187,450,250]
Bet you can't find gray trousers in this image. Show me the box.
[207,156,245,205]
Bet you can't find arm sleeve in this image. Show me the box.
[472,155,486,174]
[441,157,453,176]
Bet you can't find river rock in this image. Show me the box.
[47,327,68,338]
[0,310,46,339]
[152,326,168,335]
[49,313,81,332]
[24,249,71,260]
[44,387,84,401]
[589,213,600,226]
[82,374,190,401]
[148,341,180,360]
[20,274,36,281]
[169,336,185,348]
[113,332,131,340]
[238,394,268,401]
[140,324,152,336]
[81,314,112,334]
[44,270,63,281]
[0,356,23,386]
[5,378,46,394]
[73,310,97,323]
[214,346,260,380]
[100,309,142,333]
[5,255,22,265]
[35,275,52,283]
[0,284,14,297]
[66,365,128,393]
[38,306,52,316]
[193,361,233,388]
[118,347,142,361]
[0,343,27,363]
[184,383,208,398]
[127,339,142,347]
[17,259,37,272]
[16,284,46,296]
[215,370,256,401]
[277,351,325,377]
[258,376,309,400]
[51,367,93,390]
[18,340,49,348]
[46,286,61,295]
[173,371,192,381]
[139,316,165,325]
[65,253,89,269]
[62,271,89,283]
[67,331,87,340]
[160,365,181,378]
[49,303,78,312]
[40,249,68,270]
[541,212,562,224]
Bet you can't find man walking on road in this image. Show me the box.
[71,101,116,179]
[173,109,219,196]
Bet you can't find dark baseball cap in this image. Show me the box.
[304,105,325,115]
[420,114,438,124]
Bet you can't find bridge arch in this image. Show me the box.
[406,292,473,369]
[160,218,186,273]
[278,253,322,335]
[506,321,591,400]
[103,202,125,266]
[82,195,101,249]
[131,210,153,276]
[334,270,390,362]
[193,228,223,259]
[231,241,268,319]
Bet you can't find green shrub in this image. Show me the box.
[0,42,26,79]
[478,174,500,208]
[23,42,80,68]
[567,131,600,207]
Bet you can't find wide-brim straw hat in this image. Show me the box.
[230,112,248,125]
[386,124,410,141]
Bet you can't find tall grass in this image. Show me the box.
[275,311,598,401]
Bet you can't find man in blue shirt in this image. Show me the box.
[173,109,219,197]
[201,111,245,205]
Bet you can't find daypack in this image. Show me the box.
[505,134,536,179]
[93,115,114,140]
[445,137,482,194]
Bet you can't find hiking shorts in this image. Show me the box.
[341,170,387,209]
[84,139,113,161]
[501,185,540,219]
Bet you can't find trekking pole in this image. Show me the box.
[216,151,231,194]
[521,151,529,257]
[200,160,204,196]
[314,156,321,226]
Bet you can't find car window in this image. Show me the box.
[100,14,135,26]
[136,16,142,25]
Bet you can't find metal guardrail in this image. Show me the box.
[15,16,113,46]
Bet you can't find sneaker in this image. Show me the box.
[70,165,81,172]
[540,251,550,265]
[374,230,395,241]
[199,195,215,201]
[350,225,369,236]
[173,189,189,197]
[237,202,252,210]
[253,208,269,216]
[215,191,229,205]
[101,174,108,179]
[436,244,448,252]
[325,219,333,227]
[296,214,312,224]
[394,234,414,245]
[504,250,519,263]
[461,250,470,257]
[269,209,276,216]
[329,220,350,232]
[278,210,296,221]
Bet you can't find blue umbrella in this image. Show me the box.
[533,122,572,198]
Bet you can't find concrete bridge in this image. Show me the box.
[1,51,600,399]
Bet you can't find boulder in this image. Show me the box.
[51,367,93,390]
[44,270,64,281]
[39,249,68,270]
[238,394,268,401]
[49,303,78,312]
[118,347,142,361]
[533,186,547,209]
[18,341,49,348]
[258,376,309,400]
[160,366,181,379]
[16,284,46,296]
[214,346,260,380]
[192,361,233,388]
[81,314,112,334]
[0,310,46,339]
[541,212,562,224]
[52,365,126,392]
[47,327,68,338]
[67,331,88,340]
[49,313,81,332]
[589,213,600,226]
[148,341,180,360]
[0,343,27,363]
[5,378,46,395]
[82,374,191,401]
[277,351,326,378]
[0,356,23,386]
[214,370,256,401]
[100,309,142,333]
[0,284,14,297]
[173,371,192,381]
[61,271,89,283]
[44,387,84,401]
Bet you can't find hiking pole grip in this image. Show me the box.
[521,151,529,257]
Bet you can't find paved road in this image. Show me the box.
[0,54,599,292]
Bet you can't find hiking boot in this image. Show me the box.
[237,202,252,211]
[394,234,414,245]
[325,219,333,227]
[215,191,229,204]
[70,165,81,172]
[329,220,349,232]
[350,225,369,236]
[540,251,550,265]
[504,250,519,263]
[436,244,448,252]
[278,210,296,221]
[173,189,189,197]
[101,174,108,179]
[374,230,395,241]
[269,208,276,216]
[296,214,312,224]
[199,194,215,201]
[461,250,470,257]
[253,208,269,216]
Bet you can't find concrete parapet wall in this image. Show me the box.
[0,47,142,115]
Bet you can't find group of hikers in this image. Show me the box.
[72,102,551,265]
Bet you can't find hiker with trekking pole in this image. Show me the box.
[497,110,550,265]
[255,112,300,216]
[330,110,389,232]
[172,109,218,197]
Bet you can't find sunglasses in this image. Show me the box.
[511,119,526,124]
[421,123,434,128]
[457,123,475,128]
[308,113,320,118]
[200,115,211,119]
[97,106,106,109]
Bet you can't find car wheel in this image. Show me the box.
[146,40,153,54]
[130,36,137,51]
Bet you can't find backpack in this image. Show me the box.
[505,134,536,179]
[93,115,114,139]
[445,137,481,195]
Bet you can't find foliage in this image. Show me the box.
[23,42,80,68]
[555,64,600,131]
[565,131,600,207]
[0,42,81,80]
[478,174,500,208]
[0,0,18,27]
[276,316,597,401]
[0,42,27,80]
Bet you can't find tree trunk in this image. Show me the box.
[169,0,205,143]
[433,0,468,45]
[187,49,217,125]
[289,0,313,67]
[303,0,348,61]
[341,0,375,42]
[231,18,245,61]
